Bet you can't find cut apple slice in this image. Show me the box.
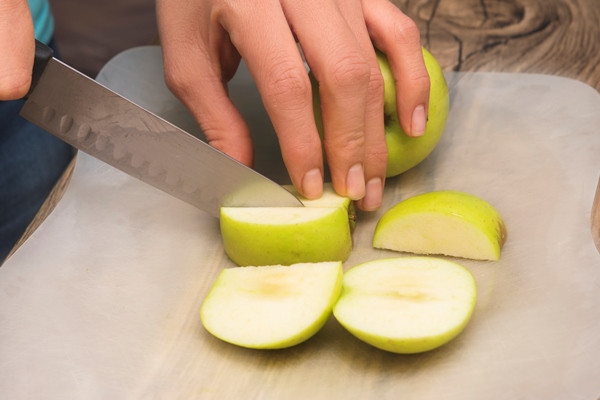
[373,190,507,261]
[220,183,354,266]
[333,257,477,354]
[201,261,343,349]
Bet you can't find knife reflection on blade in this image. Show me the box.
[19,40,303,218]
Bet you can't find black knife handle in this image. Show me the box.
[24,40,54,99]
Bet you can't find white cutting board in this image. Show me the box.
[1,46,599,400]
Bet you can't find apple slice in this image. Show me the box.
[201,261,343,349]
[373,190,507,261]
[333,257,477,354]
[220,183,354,266]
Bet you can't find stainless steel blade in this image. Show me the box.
[20,58,303,217]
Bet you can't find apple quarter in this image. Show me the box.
[201,261,343,349]
[220,183,353,267]
[333,257,477,354]
[373,190,507,261]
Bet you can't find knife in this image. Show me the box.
[20,40,303,218]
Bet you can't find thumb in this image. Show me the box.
[0,0,35,100]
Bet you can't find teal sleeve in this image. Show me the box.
[28,0,54,45]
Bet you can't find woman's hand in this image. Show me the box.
[0,0,35,100]
[156,0,429,211]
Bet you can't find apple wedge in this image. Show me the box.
[201,261,343,349]
[373,191,507,261]
[333,257,477,354]
[220,183,354,267]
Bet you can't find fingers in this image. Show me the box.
[285,0,389,209]
[363,0,430,138]
[285,0,369,201]
[156,0,253,167]
[0,0,35,100]
[217,0,325,199]
[156,0,426,212]
[335,0,388,211]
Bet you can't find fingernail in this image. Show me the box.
[346,164,366,200]
[301,168,323,199]
[411,105,427,137]
[361,177,383,211]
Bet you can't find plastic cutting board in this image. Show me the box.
[1,46,599,400]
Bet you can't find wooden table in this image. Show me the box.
[7,0,600,261]
[404,0,600,90]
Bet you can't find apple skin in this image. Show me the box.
[220,183,353,267]
[333,257,477,354]
[201,262,343,349]
[381,48,449,177]
[310,47,449,178]
[373,190,507,261]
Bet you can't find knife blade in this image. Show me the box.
[20,40,303,218]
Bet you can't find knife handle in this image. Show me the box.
[25,40,54,99]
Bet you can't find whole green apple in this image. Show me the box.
[311,48,449,177]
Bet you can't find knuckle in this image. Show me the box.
[266,59,311,112]
[163,64,191,97]
[325,129,365,154]
[365,142,389,166]
[285,138,321,160]
[367,66,385,103]
[212,0,239,20]
[409,67,431,95]
[0,70,31,99]
[329,53,371,91]
[392,18,422,47]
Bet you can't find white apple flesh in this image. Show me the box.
[373,190,507,261]
[333,257,477,354]
[201,261,343,349]
[220,183,354,267]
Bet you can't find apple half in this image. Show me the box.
[373,190,507,261]
[220,183,354,267]
[201,261,343,349]
[333,257,477,354]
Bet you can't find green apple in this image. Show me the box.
[220,183,354,266]
[333,257,477,354]
[201,261,343,349]
[310,47,449,177]
[373,191,507,261]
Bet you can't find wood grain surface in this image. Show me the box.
[399,0,600,92]
[7,0,600,262]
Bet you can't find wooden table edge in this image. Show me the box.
[3,152,78,266]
